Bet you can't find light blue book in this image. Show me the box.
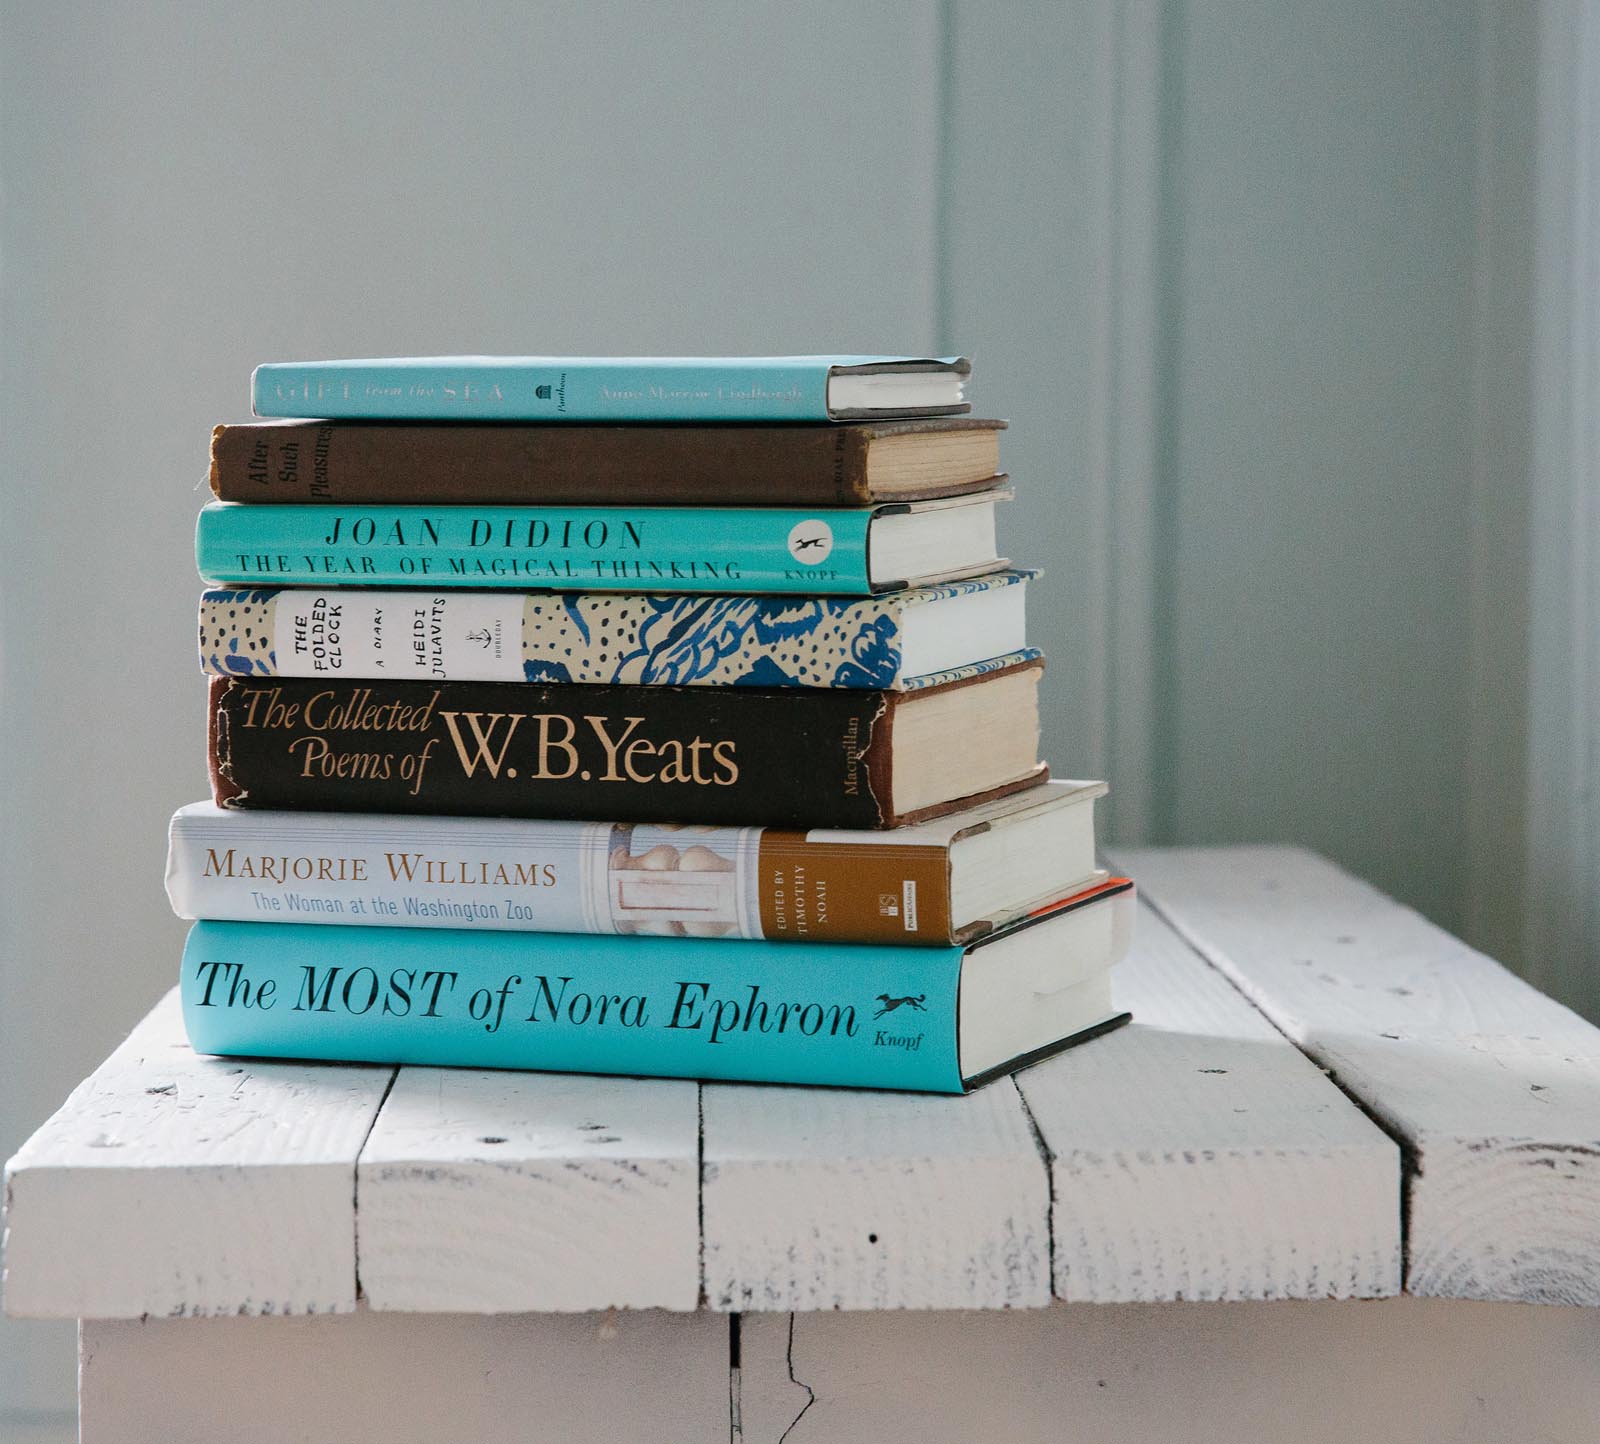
[194,490,1008,595]
[180,885,1133,1093]
[251,355,972,422]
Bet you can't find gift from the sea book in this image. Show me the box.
[250,355,972,422]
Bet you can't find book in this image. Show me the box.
[198,570,1035,690]
[194,492,1008,596]
[209,417,1008,507]
[250,355,972,423]
[178,880,1135,1093]
[166,780,1106,946]
[205,661,1048,829]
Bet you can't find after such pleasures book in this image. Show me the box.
[205,662,1047,829]
[166,780,1106,945]
[251,355,972,423]
[198,571,1034,689]
[179,880,1135,1093]
[210,418,1007,507]
[194,492,1008,595]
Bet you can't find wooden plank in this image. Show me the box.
[1118,845,1600,1303]
[1016,902,1399,1302]
[3,989,393,1320]
[80,1308,728,1444]
[356,1068,699,1312]
[737,1298,1600,1444]
[701,1081,1050,1311]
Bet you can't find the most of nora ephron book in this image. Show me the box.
[209,417,1008,507]
[179,879,1135,1093]
[205,660,1047,830]
[193,491,1008,596]
[251,355,972,423]
[166,780,1107,946]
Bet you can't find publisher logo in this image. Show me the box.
[787,519,834,564]
[535,384,553,400]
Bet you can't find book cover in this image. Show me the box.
[198,572,1035,689]
[179,883,1131,1093]
[250,355,970,423]
[209,418,1008,507]
[166,781,1104,946]
[206,665,1047,829]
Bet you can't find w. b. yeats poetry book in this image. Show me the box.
[167,780,1106,946]
[205,660,1047,830]
[250,356,972,423]
[180,880,1135,1093]
[198,570,1034,690]
[193,491,1008,596]
[209,417,1007,507]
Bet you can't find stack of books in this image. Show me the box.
[166,356,1134,1093]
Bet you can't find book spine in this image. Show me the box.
[199,586,925,687]
[251,360,835,422]
[196,502,875,595]
[181,919,967,1092]
[210,423,872,506]
[167,809,959,943]
[207,675,904,828]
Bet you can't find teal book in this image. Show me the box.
[194,490,1008,595]
[251,355,971,422]
[180,882,1134,1093]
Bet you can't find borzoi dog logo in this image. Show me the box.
[787,519,834,564]
[873,993,927,1020]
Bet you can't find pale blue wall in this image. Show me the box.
[1160,1,1483,926]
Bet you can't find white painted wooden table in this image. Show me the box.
[6,848,1600,1443]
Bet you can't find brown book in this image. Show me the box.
[206,658,1046,830]
[209,417,1007,507]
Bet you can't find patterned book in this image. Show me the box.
[179,881,1135,1094]
[251,355,971,422]
[194,491,1008,596]
[205,661,1048,830]
[166,780,1106,946]
[198,571,1034,690]
[209,417,1007,507]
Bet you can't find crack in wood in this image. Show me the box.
[352,1068,400,1303]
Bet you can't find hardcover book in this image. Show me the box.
[166,780,1106,946]
[209,417,1008,507]
[179,880,1135,1094]
[194,492,1008,596]
[205,662,1047,830]
[250,355,972,423]
[198,570,1034,690]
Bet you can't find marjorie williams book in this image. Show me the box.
[250,355,972,423]
[167,780,1106,947]
[179,878,1134,1094]
[198,570,1034,690]
[194,490,1009,596]
[205,659,1047,830]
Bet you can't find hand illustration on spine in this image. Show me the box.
[607,825,740,937]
